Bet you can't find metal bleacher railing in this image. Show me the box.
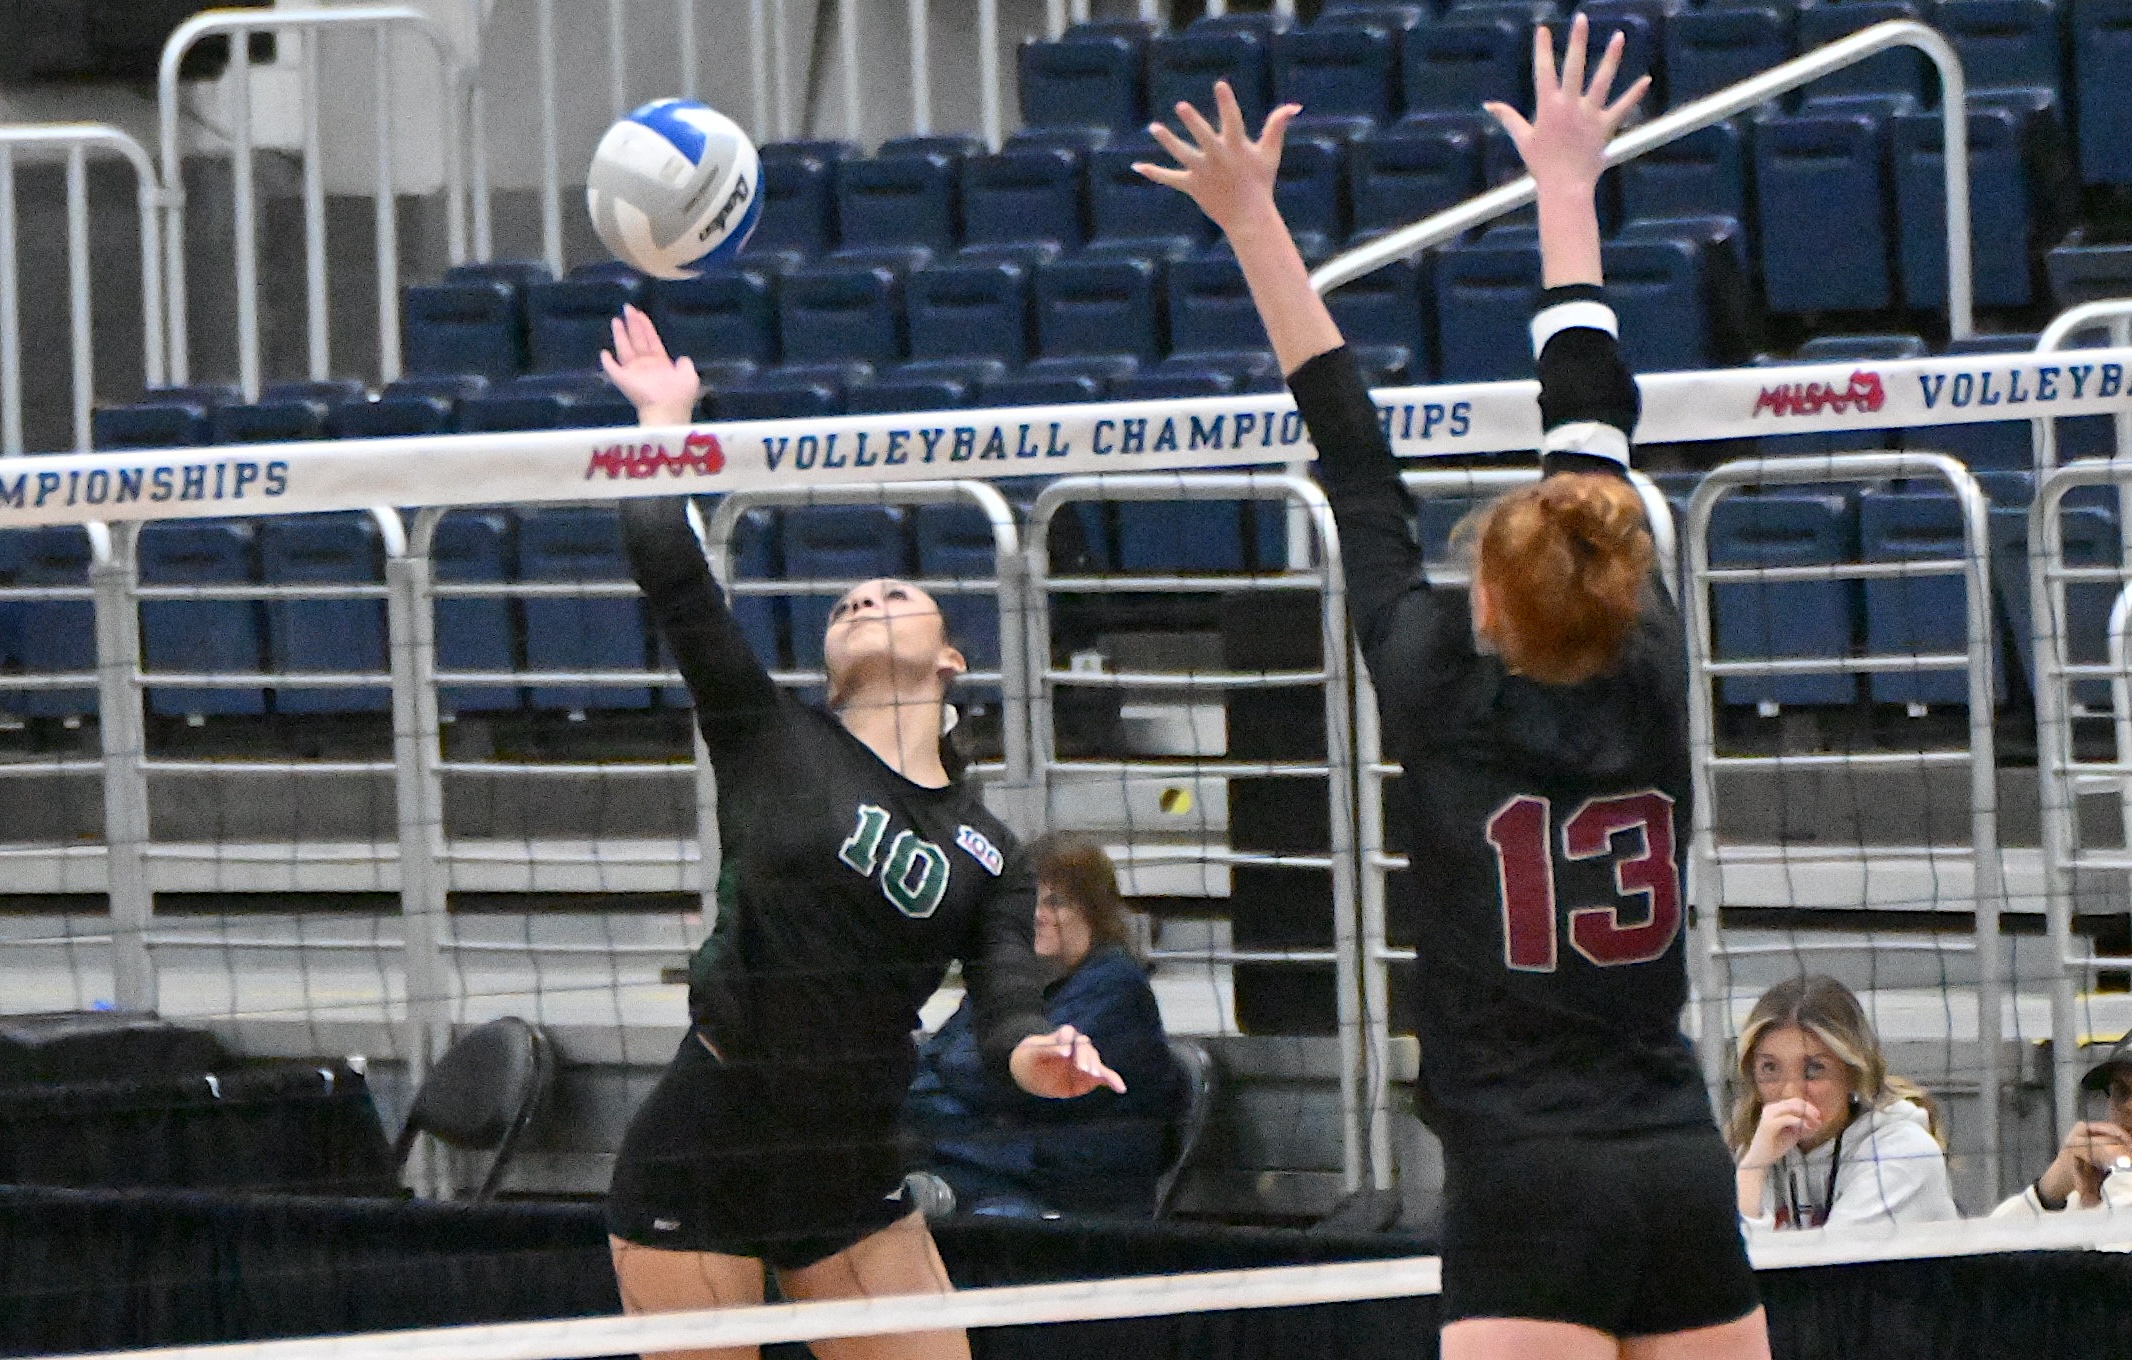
[1684,453,2006,1198]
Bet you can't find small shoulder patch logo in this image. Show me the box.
[956,825,1004,876]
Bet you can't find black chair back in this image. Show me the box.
[1153,1037,1217,1219]
[392,1017,555,1200]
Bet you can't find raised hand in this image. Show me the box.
[1133,81,1299,237]
[1743,1097,1825,1170]
[1010,1024,1127,1100]
[1484,14,1651,194]
[600,304,699,425]
[2039,1120,2132,1207]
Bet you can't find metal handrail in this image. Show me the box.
[0,124,165,456]
[159,5,473,394]
[1685,452,2004,1196]
[2032,299,2132,472]
[1310,20,1974,339]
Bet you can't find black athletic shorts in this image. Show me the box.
[605,1032,913,1270]
[1440,1122,1760,1339]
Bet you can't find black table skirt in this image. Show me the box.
[3,1186,2128,1360]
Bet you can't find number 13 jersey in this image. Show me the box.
[619,497,1051,1128]
[1290,288,1709,1147]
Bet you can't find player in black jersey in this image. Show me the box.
[1140,18,1767,1359]
[596,305,1123,1360]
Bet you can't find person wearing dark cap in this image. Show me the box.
[1993,1031,2132,1224]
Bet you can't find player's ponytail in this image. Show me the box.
[1470,472,1653,686]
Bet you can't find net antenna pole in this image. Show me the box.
[1308,19,1973,341]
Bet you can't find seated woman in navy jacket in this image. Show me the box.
[905,832,1182,1217]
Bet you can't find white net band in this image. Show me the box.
[27,1211,2132,1360]
[5,347,2125,529]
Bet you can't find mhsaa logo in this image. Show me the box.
[1752,369,1886,419]
[585,430,725,480]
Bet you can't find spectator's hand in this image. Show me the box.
[1133,82,1299,239]
[600,304,699,425]
[1484,15,1650,196]
[1742,1097,1824,1170]
[1010,1025,1127,1099]
[2039,1120,2132,1208]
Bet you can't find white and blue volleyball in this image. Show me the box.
[586,99,762,279]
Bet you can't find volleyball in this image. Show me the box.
[586,98,762,279]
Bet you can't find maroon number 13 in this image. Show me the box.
[1483,791,1682,972]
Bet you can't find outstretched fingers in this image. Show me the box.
[1482,100,1533,149]
[1560,14,1589,96]
[1585,29,1624,107]
[625,303,669,365]
[1255,101,1300,157]
[1605,74,1652,129]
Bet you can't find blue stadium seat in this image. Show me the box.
[211,394,333,445]
[1796,2,1931,108]
[849,359,1008,413]
[1435,231,1542,381]
[912,504,1005,677]
[1604,223,1750,372]
[1995,499,2119,709]
[1324,253,1431,382]
[1663,5,1790,109]
[330,375,486,439]
[401,279,527,381]
[443,260,553,290]
[1271,10,1410,127]
[713,361,873,420]
[646,268,779,366]
[264,378,368,408]
[258,514,387,714]
[723,508,785,679]
[961,147,1087,257]
[1350,122,1482,237]
[1020,29,1145,132]
[907,261,1031,366]
[93,400,212,450]
[516,506,650,712]
[1035,254,1167,365]
[458,374,634,432]
[1109,363,1240,400]
[1755,108,1898,314]
[525,271,647,374]
[1273,133,1349,258]
[1574,1,1664,107]
[2075,0,2132,183]
[1908,333,2042,471]
[1618,120,1749,247]
[834,149,961,263]
[1708,493,1859,708]
[782,506,909,670]
[12,527,96,719]
[1167,254,1268,354]
[977,367,1110,407]
[1089,143,1216,254]
[1858,489,2005,706]
[1401,16,1525,120]
[778,263,905,366]
[1149,23,1273,134]
[428,511,520,715]
[1115,502,1251,573]
[747,142,851,262]
[1894,105,2046,309]
[136,520,265,718]
[1934,0,2062,103]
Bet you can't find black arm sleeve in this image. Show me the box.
[965,847,1054,1076]
[1288,345,1426,655]
[619,496,781,751]
[1531,282,1641,480]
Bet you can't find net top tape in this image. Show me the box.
[30,1209,2132,1360]
[5,347,2127,530]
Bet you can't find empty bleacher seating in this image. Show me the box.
[960,146,1087,258]
[516,507,650,712]
[1708,492,1859,709]
[403,276,529,381]
[779,263,906,367]
[1349,121,1483,238]
[1935,0,2063,107]
[1271,6,1415,130]
[1796,1,1933,107]
[1400,14,1526,124]
[1089,142,1217,254]
[13,527,97,719]
[1035,254,1167,368]
[1434,229,1542,381]
[1149,17,1275,132]
[747,142,851,263]
[330,376,486,439]
[1020,24,1146,134]
[833,143,963,265]
[647,269,780,367]
[1857,487,2007,706]
[258,515,388,714]
[527,268,648,373]
[429,511,520,716]
[1664,5,1792,110]
[1756,107,1899,314]
[1893,104,2053,309]
[2073,0,2132,183]
[136,520,266,719]
[906,261,1032,366]
[1324,255,1432,382]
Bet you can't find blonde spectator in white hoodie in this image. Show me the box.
[1991,1031,2132,1235]
[1730,975,1959,1232]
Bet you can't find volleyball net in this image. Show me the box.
[3,336,2132,1267]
